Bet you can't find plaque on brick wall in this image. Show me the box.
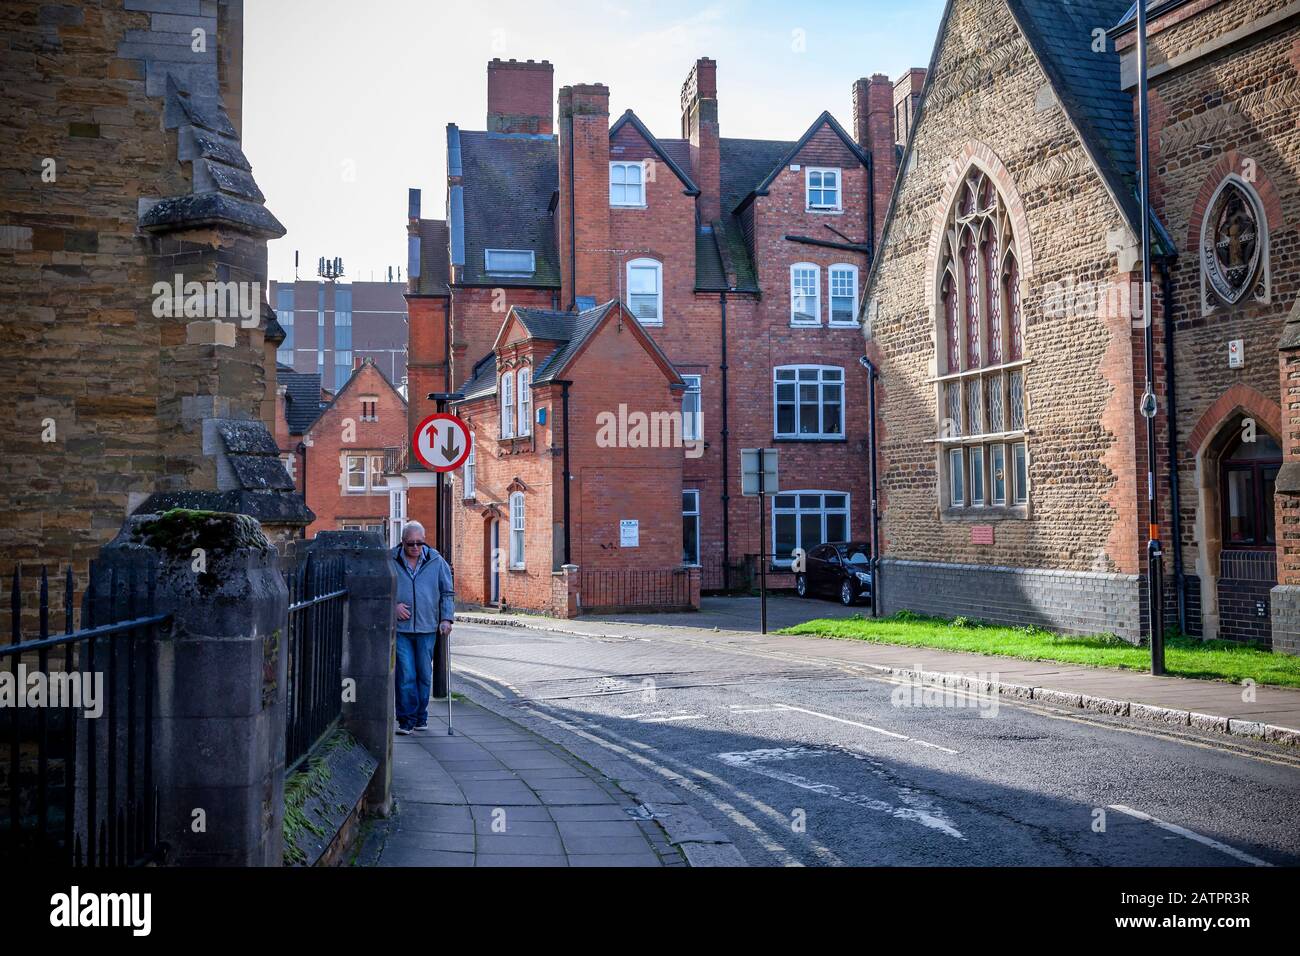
[971,525,994,546]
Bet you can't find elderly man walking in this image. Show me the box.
[391,521,455,734]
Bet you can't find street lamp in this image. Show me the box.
[1135,0,1166,674]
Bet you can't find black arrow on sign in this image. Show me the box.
[439,427,461,464]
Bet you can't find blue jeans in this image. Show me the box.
[395,631,437,728]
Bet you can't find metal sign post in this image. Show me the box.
[741,449,778,635]
[417,396,466,734]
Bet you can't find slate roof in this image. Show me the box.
[1006,0,1176,253]
[719,138,794,216]
[456,300,682,407]
[280,369,327,435]
[412,218,450,295]
[456,130,561,287]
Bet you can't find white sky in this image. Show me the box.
[243,0,945,284]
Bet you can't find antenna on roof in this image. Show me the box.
[295,249,299,281]
[318,255,345,283]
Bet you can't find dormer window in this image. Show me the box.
[485,249,535,277]
[610,162,646,207]
[806,167,841,211]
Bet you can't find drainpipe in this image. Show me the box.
[296,440,308,538]
[1159,256,1187,633]
[719,292,731,587]
[567,114,577,311]
[442,284,452,393]
[556,380,573,565]
[859,356,882,617]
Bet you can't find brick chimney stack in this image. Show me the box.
[681,57,720,224]
[893,69,926,146]
[487,58,554,135]
[558,83,612,308]
[853,73,897,249]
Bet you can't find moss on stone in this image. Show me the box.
[282,730,358,866]
[132,508,271,559]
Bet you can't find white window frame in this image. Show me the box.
[829,264,859,326]
[805,167,842,211]
[345,454,368,494]
[682,489,700,566]
[369,454,387,491]
[682,374,702,442]
[948,448,965,508]
[627,258,663,325]
[771,491,850,568]
[968,445,985,506]
[517,367,532,436]
[991,443,1007,506]
[790,263,821,325]
[500,371,515,439]
[773,365,844,440]
[509,491,525,569]
[280,452,296,483]
[609,161,646,207]
[1012,441,1029,505]
[463,434,476,498]
[484,249,536,277]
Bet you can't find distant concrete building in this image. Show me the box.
[268,279,409,390]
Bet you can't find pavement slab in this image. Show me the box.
[373,698,684,868]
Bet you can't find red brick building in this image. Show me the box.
[395,56,917,613]
[275,357,407,538]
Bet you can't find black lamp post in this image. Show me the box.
[1135,0,1166,673]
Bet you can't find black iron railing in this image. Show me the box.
[699,559,753,594]
[577,568,691,614]
[282,551,347,775]
[2,563,168,867]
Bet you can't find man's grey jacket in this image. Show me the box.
[391,544,455,634]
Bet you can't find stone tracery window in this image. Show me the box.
[1201,175,1269,311]
[936,166,1029,514]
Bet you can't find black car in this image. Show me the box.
[795,542,873,606]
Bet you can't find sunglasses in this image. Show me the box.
[403,540,425,547]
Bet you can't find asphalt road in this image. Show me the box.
[448,620,1300,867]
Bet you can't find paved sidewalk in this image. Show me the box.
[375,698,686,867]
[459,596,1300,745]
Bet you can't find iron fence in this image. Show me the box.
[282,550,347,774]
[699,559,753,594]
[577,568,691,614]
[2,563,167,867]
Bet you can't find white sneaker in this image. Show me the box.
[395,725,412,736]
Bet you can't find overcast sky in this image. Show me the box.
[243,0,945,284]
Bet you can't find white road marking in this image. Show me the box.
[520,706,799,866]
[643,714,706,723]
[773,704,961,755]
[717,747,965,840]
[1107,805,1274,867]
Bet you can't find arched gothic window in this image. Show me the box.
[1201,175,1269,311]
[936,166,1029,513]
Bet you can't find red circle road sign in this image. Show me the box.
[412,413,472,472]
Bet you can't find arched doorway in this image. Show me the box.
[1197,416,1280,643]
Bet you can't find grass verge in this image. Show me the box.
[778,611,1300,689]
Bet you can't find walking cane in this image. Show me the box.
[445,626,454,736]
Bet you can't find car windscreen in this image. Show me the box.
[838,546,870,565]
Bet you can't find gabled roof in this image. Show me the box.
[455,301,683,407]
[730,112,870,214]
[1110,0,1183,33]
[863,0,1175,309]
[719,137,794,216]
[453,128,561,288]
[280,369,328,435]
[1005,0,1175,255]
[608,110,700,195]
[304,358,407,437]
